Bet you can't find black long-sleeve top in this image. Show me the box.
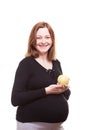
[11,56,71,123]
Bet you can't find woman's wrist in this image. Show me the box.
[45,87,50,95]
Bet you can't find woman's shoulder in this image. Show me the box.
[18,56,34,67]
[20,56,33,63]
[53,58,61,64]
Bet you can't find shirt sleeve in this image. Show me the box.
[63,89,71,100]
[11,59,46,107]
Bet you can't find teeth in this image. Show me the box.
[41,44,48,46]
[39,45,48,47]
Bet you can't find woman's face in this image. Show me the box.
[35,27,52,55]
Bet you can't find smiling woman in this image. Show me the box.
[25,22,56,61]
[35,27,52,55]
[11,21,71,130]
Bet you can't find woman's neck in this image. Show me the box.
[36,54,48,62]
[35,55,52,70]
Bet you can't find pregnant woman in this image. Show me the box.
[11,21,71,130]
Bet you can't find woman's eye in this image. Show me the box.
[36,37,41,39]
[45,36,51,39]
[46,36,50,38]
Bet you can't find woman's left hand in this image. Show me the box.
[56,83,69,94]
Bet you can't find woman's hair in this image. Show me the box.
[25,21,56,61]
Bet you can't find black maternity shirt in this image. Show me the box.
[11,56,71,123]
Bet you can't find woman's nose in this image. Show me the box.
[41,38,46,43]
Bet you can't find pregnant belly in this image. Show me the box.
[17,95,69,123]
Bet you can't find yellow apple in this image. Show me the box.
[57,74,69,86]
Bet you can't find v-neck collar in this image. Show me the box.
[32,57,54,72]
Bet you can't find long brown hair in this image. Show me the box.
[25,21,56,61]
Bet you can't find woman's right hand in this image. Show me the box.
[45,84,69,95]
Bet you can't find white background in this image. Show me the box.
[0,0,87,130]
